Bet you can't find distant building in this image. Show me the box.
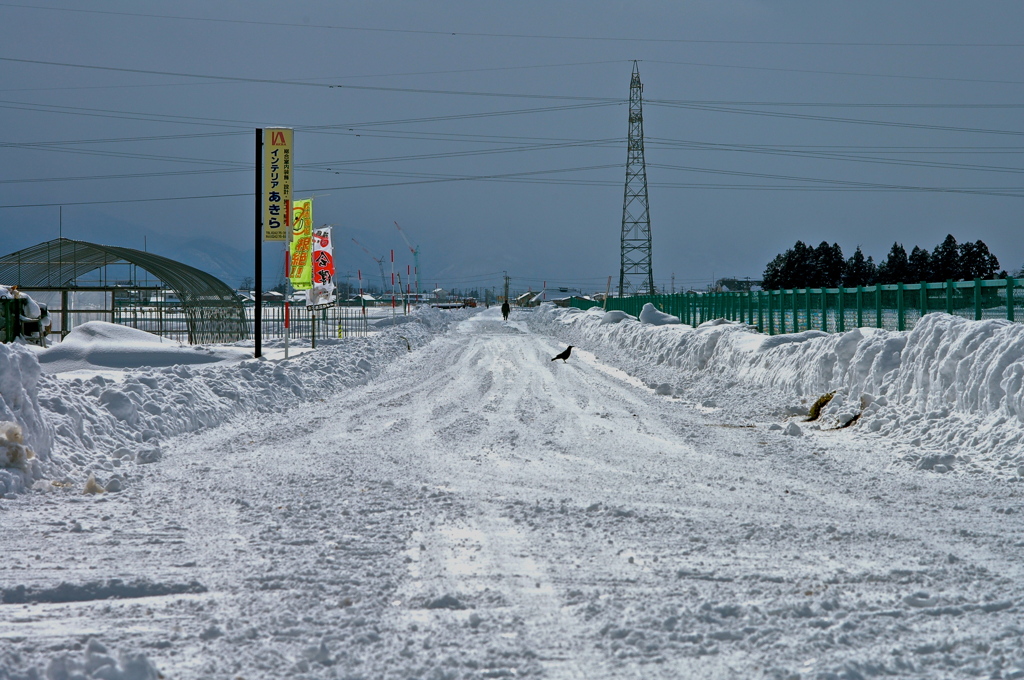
[515,291,540,307]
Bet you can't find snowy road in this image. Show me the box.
[3,307,1024,678]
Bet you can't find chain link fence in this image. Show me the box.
[571,278,1023,335]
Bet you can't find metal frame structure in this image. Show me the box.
[0,238,247,344]
[619,61,655,297]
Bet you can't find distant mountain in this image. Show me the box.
[160,240,254,289]
[16,208,258,289]
[8,207,553,292]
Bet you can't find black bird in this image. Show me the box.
[551,345,573,363]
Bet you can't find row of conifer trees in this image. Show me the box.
[761,234,1003,291]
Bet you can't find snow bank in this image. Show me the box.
[638,302,680,325]
[0,638,161,680]
[600,310,635,325]
[0,308,470,495]
[0,341,52,495]
[532,305,1024,475]
[37,320,252,372]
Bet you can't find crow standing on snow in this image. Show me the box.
[551,345,573,363]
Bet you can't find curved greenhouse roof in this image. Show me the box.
[0,238,247,343]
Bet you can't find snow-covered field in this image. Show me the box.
[1,304,1023,679]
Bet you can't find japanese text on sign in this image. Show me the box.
[307,226,337,308]
[289,198,313,289]
[263,128,293,241]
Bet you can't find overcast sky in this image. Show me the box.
[2,1,1023,294]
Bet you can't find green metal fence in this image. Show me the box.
[569,278,1024,335]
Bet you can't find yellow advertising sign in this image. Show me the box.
[263,127,293,241]
[289,198,313,290]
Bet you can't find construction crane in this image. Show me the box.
[393,221,420,295]
[351,238,388,294]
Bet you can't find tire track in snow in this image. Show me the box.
[11,308,1020,678]
[339,311,715,676]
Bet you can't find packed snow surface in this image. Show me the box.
[1,304,1023,679]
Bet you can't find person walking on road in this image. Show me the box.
[501,301,510,321]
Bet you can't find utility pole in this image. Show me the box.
[618,61,654,298]
[254,129,262,358]
[503,271,510,303]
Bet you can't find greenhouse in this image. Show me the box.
[0,238,247,344]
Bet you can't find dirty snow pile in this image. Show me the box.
[0,308,469,496]
[0,342,51,496]
[531,304,1024,477]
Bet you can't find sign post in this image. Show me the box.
[259,127,293,359]
[255,129,262,358]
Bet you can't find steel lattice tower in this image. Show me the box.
[618,61,654,297]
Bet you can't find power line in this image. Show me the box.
[308,139,618,169]
[644,100,1024,110]
[0,167,247,185]
[648,139,1024,152]
[5,168,1022,209]
[0,100,258,129]
[644,59,1024,87]
[10,124,1024,188]
[646,162,1024,197]
[0,57,620,102]
[647,100,1024,136]
[647,139,1024,173]
[0,100,620,138]
[0,59,627,94]
[0,164,619,208]
[3,4,1022,47]
[0,138,619,184]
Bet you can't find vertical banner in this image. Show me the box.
[307,226,337,308]
[289,198,313,290]
[263,127,293,241]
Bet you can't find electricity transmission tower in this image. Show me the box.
[619,61,654,297]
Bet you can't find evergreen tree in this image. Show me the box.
[958,240,1000,280]
[814,241,846,288]
[762,240,818,289]
[785,241,815,288]
[762,252,786,290]
[843,246,876,286]
[877,242,909,284]
[930,234,960,281]
[908,246,932,282]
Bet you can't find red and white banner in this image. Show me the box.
[306,226,337,309]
